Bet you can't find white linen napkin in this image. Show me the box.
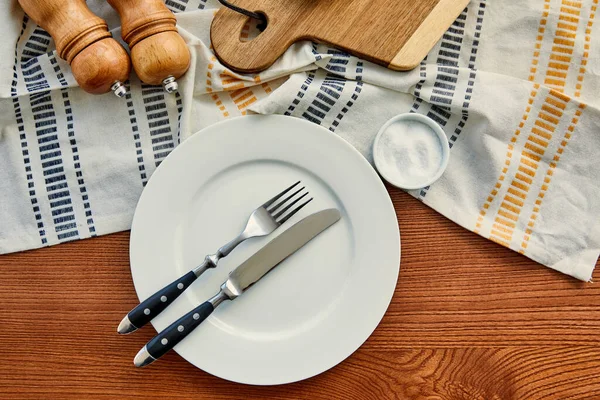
[0,0,599,281]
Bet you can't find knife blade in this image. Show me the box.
[134,208,341,367]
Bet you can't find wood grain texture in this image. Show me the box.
[18,0,131,94]
[108,0,191,84]
[389,0,471,71]
[210,0,469,73]
[0,187,599,399]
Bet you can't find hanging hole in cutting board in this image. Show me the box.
[239,12,267,42]
[217,0,267,41]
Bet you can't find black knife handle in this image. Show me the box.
[119,271,198,334]
[135,301,215,366]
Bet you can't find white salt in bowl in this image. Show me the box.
[373,113,450,190]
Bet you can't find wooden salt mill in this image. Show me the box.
[107,0,191,93]
[18,0,131,97]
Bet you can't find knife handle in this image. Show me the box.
[134,299,218,367]
[118,236,245,335]
[118,271,198,334]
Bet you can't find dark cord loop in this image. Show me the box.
[217,0,267,30]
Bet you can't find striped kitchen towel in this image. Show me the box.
[0,0,599,281]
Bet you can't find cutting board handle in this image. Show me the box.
[210,0,470,75]
[210,7,293,73]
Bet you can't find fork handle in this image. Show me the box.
[117,235,246,335]
[218,232,247,258]
[117,271,198,334]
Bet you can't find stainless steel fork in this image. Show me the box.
[118,181,312,334]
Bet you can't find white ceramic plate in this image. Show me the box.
[130,115,400,385]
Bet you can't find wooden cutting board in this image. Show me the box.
[210,0,469,73]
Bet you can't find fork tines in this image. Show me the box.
[264,181,313,225]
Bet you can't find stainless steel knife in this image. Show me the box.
[134,208,341,367]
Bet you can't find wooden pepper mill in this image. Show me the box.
[107,0,191,93]
[18,0,131,97]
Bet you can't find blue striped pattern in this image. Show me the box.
[21,28,51,93]
[11,16,28,97]
[283,45,324,117]
[165,0,189,13]
[285,72,315,116]
[418,1,487,198]
[322,49,350,74]
[311,43,323,63]
[425,9,468,127]
[13,96,48,244]
[329,76,362,133]
[174,92,184,144]
[286,47,364,132]
[301,74,346,125]
[30,97,80,242]
[141,85,176,166]
[60,87,96,236]
[11,16,47,245]
[322,49,364,132]
[18,22,81,241]
[446,1,486,149]
[136,1,185,170]
[410,58,428,113]
[125,83,149,186]
[49,56,67,86]
[49,53,97,236]
[7,5,187,247]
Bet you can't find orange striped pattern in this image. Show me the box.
[212,93,230,118]
[488,90,571,246]
[262,82,272,94]
[206,56,216,93]
[474,2,553,235]
[220,71,262,114]
[206,56,230,117]
[205,11,267,118]
[229,87,258,115]
[544,0,583,91]
[575,0,597,97]
[474,83,541,235]
[220,72,246,90]
[518,1,596,252]
[529,0,552,81]
[519,104,586,253]
[476,0,591,251]
[219,72,261,92]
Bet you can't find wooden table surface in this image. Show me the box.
[1,187,599,399]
